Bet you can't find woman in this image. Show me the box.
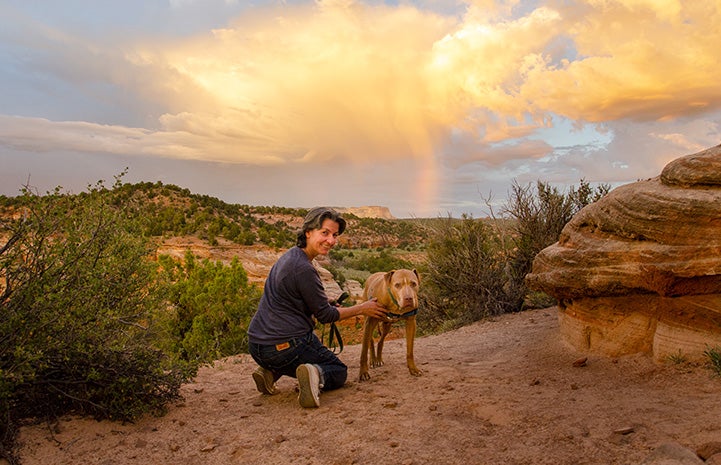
[247,207,388,408]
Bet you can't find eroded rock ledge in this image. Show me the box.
[526,145,721,361]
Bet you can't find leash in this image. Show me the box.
[324,291,349,354]
[326,321,343,354]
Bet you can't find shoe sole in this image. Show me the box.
[252,369,277,395]
[296,365,320,408]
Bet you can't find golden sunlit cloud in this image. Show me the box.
[521,1,721,122]
[127,0,720,169]
[145,1,455,165]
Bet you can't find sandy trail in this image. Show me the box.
[17,308,721,465]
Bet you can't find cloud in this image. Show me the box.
[145,0,718,166]
[519,1,721,122]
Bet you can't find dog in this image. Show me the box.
[359,268,421,381]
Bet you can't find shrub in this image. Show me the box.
[155,251,262,363]
[503,179,609,308]
[421,215,516,332]
[0,178,193,464]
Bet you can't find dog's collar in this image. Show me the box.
[386,308,418,319]
[385,286,417,319]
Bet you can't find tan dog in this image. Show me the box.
[359,269,421,381]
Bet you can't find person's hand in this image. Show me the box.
[360,298,388,320]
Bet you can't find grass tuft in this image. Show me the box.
[704,346,721,377]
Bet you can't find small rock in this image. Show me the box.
[200,444,216,452]
[573,357,588,367]
[608,432,632,446]
[274,435,287,443]
[613,426,635,435]
[640,442,704,465]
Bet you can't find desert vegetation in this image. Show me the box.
[3,174,720,464]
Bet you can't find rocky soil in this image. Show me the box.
[16,308,721,465]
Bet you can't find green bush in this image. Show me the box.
[0,179,193,464]
[155,251,262,363]
[421,215,517,332]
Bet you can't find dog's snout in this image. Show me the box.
[399,288,418,309]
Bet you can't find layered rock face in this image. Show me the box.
[335,206,395,219]
[526,145,721,361]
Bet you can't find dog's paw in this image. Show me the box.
[358,371,371,382]
[370,359,384,368]
[409,367,423,377]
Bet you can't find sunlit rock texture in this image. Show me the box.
[526,145,721,361]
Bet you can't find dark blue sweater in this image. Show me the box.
[247,246,340,345]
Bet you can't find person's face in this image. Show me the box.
[304,218,340,259]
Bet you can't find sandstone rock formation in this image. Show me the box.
[335,206,396,219]
[526,145,721,361]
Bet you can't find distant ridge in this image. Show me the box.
[335,206,395,219]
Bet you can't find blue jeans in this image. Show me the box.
[248,332,348,391]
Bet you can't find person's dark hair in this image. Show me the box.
[296,207,346,248]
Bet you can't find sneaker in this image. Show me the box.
[252,366,278,395]
[296,364,321,408]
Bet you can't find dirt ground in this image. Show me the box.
[16,308,721,465]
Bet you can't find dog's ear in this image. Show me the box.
[412,269,420,283]
[384,270,396,284]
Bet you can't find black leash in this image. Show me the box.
[327,321,344,354]
[325,291,349,354]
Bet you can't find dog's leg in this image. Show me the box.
[373,321,392,368]
[405,316,422,376]
[359,317,378,381]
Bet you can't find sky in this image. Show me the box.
[1,0,720,218]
